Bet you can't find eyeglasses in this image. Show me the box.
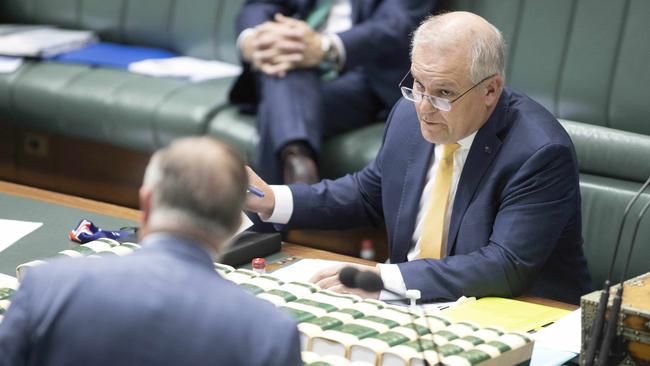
[398,72,496,112]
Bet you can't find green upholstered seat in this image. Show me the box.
[561,120,650,287]
[0,0,243,151]
[207,106,259,165]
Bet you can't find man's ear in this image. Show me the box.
[484,75,503,107]
[139,187,152,239]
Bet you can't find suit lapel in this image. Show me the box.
[351,0,362,23]
[446,93,509,255]
[391,131,434,263]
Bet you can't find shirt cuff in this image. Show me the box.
[259,185,294,224]
[329,33,346,70]
[377,263,407,301]
[236,28,256,56]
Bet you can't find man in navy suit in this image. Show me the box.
[0,137,302,366]
[245,12,592,304]
[231,0,435,184]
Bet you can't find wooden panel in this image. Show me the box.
[12,128,150,208]
[287,226,388,262]
[0,121,16,180]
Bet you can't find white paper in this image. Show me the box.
[532,308,582,353]
[0,28,97,57]
[271,258,346,283]
[237,212,253,235]
[0,219,43,253]
[0,273,18,289]
[0,56,22,73]
[128,56,242,82]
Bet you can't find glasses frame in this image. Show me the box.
[398,71,497,112]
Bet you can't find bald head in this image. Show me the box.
[141,137,248,250]
[412,11,505,83]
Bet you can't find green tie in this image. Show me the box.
[306,0,334,29]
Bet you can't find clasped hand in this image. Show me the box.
[241,13,324,78]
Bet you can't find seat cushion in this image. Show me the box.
[207,106,258,164]
[579,174,650,288]
[11,62,92,133]
[321,123,385,178]
[0,63,31,119]
[10,62,233,151]
[561,119,650,183]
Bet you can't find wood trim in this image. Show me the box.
[282,243,376,266]
[0,180,141,221]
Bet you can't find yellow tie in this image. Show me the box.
[418,143,461,259]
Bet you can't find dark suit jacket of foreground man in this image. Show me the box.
[0,234,302,366]
[285,87,592,304]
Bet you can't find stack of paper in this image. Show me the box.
[0,56,23,73]
[128,56,242,82]
[0,28,97,57]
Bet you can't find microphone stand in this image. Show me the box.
[595,194,650,365]
[584,176,650,366]
[354,270,440,366]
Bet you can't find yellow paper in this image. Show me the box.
[440,297,570,332]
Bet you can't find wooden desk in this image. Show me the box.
[1,180,577,311]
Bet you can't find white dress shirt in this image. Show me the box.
[264,132,477,300]
[236,0,352,67]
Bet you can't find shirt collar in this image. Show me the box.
[457,131,477,150]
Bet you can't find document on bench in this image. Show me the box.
[0,56,22,73]
[0,28,97,57]
[128,56,242,82]
[0,219,43,253]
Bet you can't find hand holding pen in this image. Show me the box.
[243,167,275,219]
[247,185,265,197]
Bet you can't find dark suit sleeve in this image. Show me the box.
[236,0,298,33]
[268,321,303,366]
[285,100,407,230]
[398,143,580,301]
[0,274,36,366]
[337,0,434,70]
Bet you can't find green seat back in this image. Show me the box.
[0,0,245,62]
[446,0,650,135]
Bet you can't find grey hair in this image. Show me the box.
[142,137,248,248]
[411,13,506,83]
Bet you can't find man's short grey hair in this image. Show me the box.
[142,137,248,247]
[411,13,506,83]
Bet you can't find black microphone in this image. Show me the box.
[595,190,650,366]
[339,266,359,288]
[356,270,389,293]
[339,267,440,366]
[584,175,650,366]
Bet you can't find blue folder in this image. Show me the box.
[49,42,177,69]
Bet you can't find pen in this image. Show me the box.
[247,185,265,197]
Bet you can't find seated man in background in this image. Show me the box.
[0,137,301,366]
[231,0,436,184]
[245,12,592,304]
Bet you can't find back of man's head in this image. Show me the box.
[140,137,248,251]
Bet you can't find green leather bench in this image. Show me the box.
[1,0,649,287]
[0,0,243,152]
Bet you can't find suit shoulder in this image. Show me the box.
[504,88,573,148]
